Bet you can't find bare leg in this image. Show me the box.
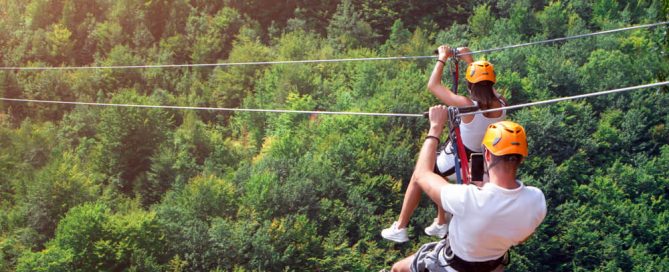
[397,173,421,228]
[391,254,415,272]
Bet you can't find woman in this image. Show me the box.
[382,45,508,243]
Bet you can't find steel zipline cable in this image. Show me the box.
[457,81,669,117]
[0,21,667,71]
[1,81,667,117]
[0,98,425,118]
[0,55,436,71]
[457,21,669,56]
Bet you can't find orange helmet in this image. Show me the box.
[465,60,496,84]
[482,121,528,157]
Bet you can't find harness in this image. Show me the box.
[447,51,479,185]
[411,234,510,272]
[447,104,479,184]
[441,235,510,272]
[442,239,510,272]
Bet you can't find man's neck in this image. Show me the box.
[488,169,519,189]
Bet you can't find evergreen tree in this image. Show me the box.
[326,0,377,51]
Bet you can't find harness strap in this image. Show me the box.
[448,253,507,272]
[455,125,470,184]
[448,104,479,185]
[448,116,462,184]
[448,52,472,184]
[448,110,463,185]
[451,55,459,95]
[442,235,510,272]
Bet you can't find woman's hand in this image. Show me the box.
[456,47,474,64]
[437,45,453,62]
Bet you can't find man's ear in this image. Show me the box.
[484,148,492,162]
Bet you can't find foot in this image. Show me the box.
[424,219,448,238]
[381,221,409,243]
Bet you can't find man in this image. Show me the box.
[391,105,546,272]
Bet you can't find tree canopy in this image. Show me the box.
[1,0,668,271]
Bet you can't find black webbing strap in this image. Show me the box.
[448,253,508,272]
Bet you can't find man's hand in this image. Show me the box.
[428,105,448,137]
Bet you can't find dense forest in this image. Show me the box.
[1,0,668,271]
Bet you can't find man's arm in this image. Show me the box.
[413,106,453,205]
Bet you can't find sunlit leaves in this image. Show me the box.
[1,1,668,271]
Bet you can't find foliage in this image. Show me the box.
[326,0,377,51]
[0,0,668,271]
[18,151,99,247]
[94,90,172,197]
[16,202,167,271]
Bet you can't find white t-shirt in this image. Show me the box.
[440,181,546,262]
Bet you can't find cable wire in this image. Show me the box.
[0,22,666,71]
[1,82,666,118]
[0,56,435,71]
[457,21,669,56]
[457,81,669,117]
[0,98,423,117]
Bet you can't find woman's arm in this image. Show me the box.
[457,47,474,64]
[427,45,473,107]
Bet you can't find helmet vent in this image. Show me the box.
[492,136,502,146]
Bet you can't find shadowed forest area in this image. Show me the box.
[1,0,668,271]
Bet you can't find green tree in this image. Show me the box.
[247,214,321,270]
[188,7,244,65]
[93,45,145,92]
[94,90,172,196]
[155,175,238,270]
[469,4,495,37]
[19,152,99,246]
[380,20,411,54]
[2,1,669,271]
[26,0,63,29]
[141,112,244,206]
[15,67,75,121]
[209,35,271,112]
[536,1,568,39]
[17,202,167,271]
[88,21,125,57]
[326,0,377,51]
[16,246,74,272]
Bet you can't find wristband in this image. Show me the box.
[437,59,446,65]
[425,135,440,145]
